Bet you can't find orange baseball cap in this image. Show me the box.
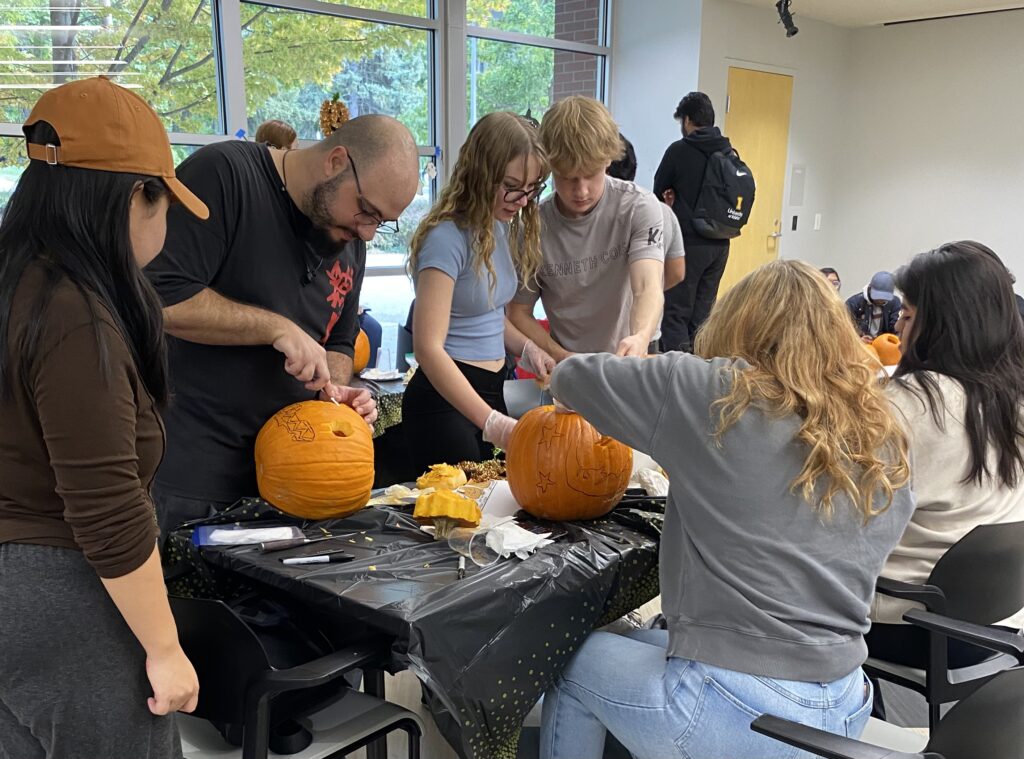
[22,76,209,220]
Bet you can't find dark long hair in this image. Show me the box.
[893,241,1024,487]
[0,122,169,405]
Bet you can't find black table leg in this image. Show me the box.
[365,668,387,759]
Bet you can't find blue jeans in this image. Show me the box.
[540,628,873,759]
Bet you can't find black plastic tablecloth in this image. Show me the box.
[193,498,663,759]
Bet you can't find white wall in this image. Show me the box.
[697,0,853,270]
[834,10,1024,292]
[608,0,703,188]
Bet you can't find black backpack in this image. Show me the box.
[691,147,756,240]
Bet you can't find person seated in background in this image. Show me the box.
[254,118,298,150]
[821,266,842,293]
[540,260,914,759]
[846,270,902,340]
[402,112,552,469]
[606,133,685,292]
[507,96,664,364]
[868,241,1024,670]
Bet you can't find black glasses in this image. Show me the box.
[348,154,399,234]
[503,182,547,203]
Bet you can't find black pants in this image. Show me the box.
[402,360,507,476]
[866,622,1015,670]
[661,242,730,352]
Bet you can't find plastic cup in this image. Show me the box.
[447,527,500,568]
[376,347,392,372]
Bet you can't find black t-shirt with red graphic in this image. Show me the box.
[145,140,365,502]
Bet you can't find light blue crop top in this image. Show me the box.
[414,220,516,361]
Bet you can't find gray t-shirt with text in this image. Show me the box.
[514,176,664,354]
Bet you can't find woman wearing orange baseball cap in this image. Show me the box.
[0,77,208,757]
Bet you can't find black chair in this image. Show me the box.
[170,596,422,759]
[864,522,1024,728]
[396,300,415,372]
[752,608,1024,759]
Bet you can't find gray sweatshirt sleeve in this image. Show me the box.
[549,352,678,454]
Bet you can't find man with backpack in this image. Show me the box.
[655,92,751,352]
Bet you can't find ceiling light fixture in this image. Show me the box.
[776,0,799,37]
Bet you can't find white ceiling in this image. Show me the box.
[730,0,1024,28]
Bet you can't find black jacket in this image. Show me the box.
[845,291,902,338]
[654,127,733,247]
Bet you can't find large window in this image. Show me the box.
[0,0,612,324]
[241,6,431,145]
[468,0,605,45]
[238,2,437,267]
[467,38,602,129]
[0,0,221,133]
[465,0,607,131]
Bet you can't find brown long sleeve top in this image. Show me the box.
[0,265,164,578]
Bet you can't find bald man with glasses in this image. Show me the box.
[145,115,420,538]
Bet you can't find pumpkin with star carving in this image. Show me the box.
[506,405,632,521]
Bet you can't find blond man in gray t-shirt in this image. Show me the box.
[508,97,665,373]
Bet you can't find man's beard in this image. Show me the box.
[302,172,358,255]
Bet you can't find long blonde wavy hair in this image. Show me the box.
[694,259,910,521]
[408,112,548,292]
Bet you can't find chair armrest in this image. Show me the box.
[876,576,946,613]
[751,715,935,759]
[258,640,391,693]
[904,609,1024,663]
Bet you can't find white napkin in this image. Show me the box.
[367,484,418,506]
[206,526,303,545]
[482,516,554,560]
[636,467,669,497]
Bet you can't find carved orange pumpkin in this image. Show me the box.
[354,329,371,373]
[506,405,632,521]
[872,333,901,366]
[255,400,374,520]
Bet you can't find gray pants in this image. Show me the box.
[0,543,182,759]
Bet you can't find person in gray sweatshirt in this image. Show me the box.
[539,259,916,759]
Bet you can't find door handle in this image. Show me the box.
[768,232,782,239]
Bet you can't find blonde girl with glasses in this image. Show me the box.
[403,112,551,472]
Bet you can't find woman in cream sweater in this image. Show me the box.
[870,240,1024,668]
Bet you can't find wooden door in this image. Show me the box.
[718,67,794,293]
